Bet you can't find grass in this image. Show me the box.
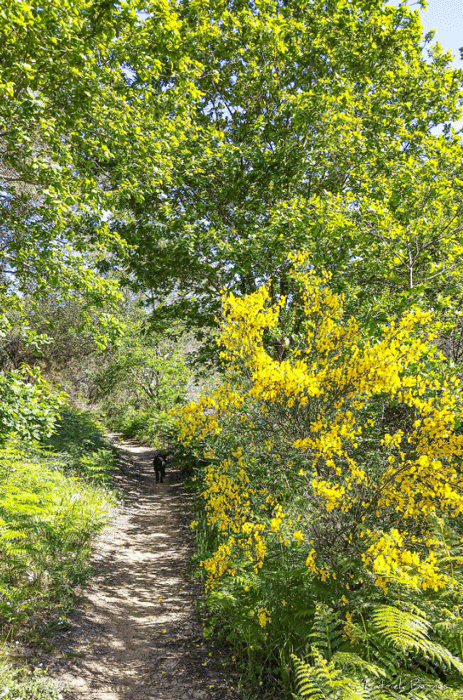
[0,406,117,698]
[0,661,63,699]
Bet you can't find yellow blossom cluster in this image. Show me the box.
[201,457,253,534]
[175,383,244,444]
[198,458,268,589]
[311,478,346,513]
[344,611,356,643]
[202,536,236,587]
[270,503,284,531]
[305,548,331,581]
[257,607,271,628]
[197,456,305,589]
[363,529,448,592]
[177,258,463,593]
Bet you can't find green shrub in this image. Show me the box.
[43,405,115,483]
[176,264,463,696]
[0,663,63,700]
[0,664,62,700]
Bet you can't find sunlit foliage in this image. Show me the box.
[176,257,463,693]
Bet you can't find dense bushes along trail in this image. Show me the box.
[43,438,239,700]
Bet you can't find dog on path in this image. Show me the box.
[153,453,167,483]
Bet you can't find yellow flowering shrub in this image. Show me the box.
[198,456,298,590]
[177,257,463,595]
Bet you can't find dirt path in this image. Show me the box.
[45,438,239,700]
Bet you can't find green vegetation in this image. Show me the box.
[2,0,463,697]
[0,666,62,700]
[0,408,115,697]
[91,308,191,445]
[0,441,112,633]
[176,262,463,697]
[44,406,115,482]
[116,0,463,337]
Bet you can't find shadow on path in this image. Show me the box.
[46,437,239,700]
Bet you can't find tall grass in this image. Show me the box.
[0,406,116,698]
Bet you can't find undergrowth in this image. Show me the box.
[0,406,116,698]
[104,404,175,446]
[0,662,62,699]
[43,405,116,483]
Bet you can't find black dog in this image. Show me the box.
[153,453,167,483]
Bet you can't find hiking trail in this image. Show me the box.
[44,437,239,700]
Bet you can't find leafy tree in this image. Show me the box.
[0,308,64,442]
[94,315,189,409]
[116,0,463,334]
[0,0,196,328]
[91,296,192,440]
[0,0,199,437]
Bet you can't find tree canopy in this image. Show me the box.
[113,0,463,332]
[0,0,197,337]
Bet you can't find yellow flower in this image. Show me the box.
[257,607,271,628]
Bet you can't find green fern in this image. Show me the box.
[292,603,463,699]
[435,615,463,660]
[309,603,344,661]
[291,649,353,699]
[405,677,463,700]
[372,605,463,675]
[332,652,387,680]
[292,651,401,700]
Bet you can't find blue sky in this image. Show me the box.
[419,0,463,67]
[389,0,463,68]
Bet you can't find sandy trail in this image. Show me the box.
[46,438,238,700]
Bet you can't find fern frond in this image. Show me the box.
[372,605,463,675]
[309,603,344,661]
[407,681,463,700]
[292,652,400,700]
[292,650,348,699]
[390,600,428,620]
[332,652,388,679]
[372,605,429,645]
[434,615,463,659]
[361,679,407,700]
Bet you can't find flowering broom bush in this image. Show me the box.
[176,257,463,695]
